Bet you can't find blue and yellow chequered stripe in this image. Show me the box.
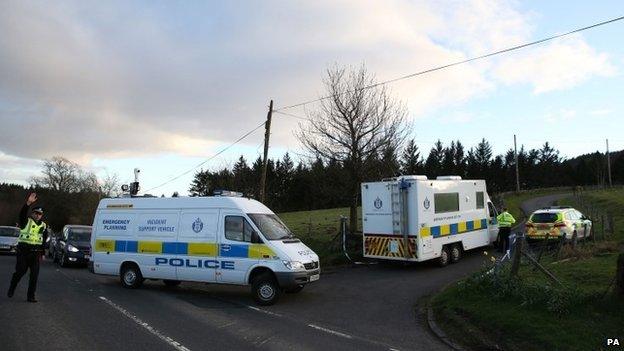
[420,218,488,238]
[94,240,276,259]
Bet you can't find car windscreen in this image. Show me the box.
[68,228,92,241]
[0,227,19,237]
[247,214,295,240]
[530,213,559,223]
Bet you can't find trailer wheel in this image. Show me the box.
[438,246,450,267]
[450,244,462,264]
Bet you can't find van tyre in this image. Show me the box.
[285,285,304,294]
[120,264,144,289]
[450,244,462,264]
[438,246,450,267]
[163,280,181,287]
[252,273,280,306]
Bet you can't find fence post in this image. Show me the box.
[609,214,615,238]
[616,253,624,296]
[601,215,606,240]
[511,233,523,277]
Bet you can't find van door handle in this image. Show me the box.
[221,245,230,251]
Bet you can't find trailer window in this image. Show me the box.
[434,193,459,213]
[224,216,254,242]
[476,192,484,209]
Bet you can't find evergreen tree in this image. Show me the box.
[400,139,423,175]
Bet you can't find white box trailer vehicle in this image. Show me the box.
[361,176,499,266]
[90,193,320,305]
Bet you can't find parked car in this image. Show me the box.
[0,226,20,254]
[525,206,592,241]
[54,225,92,267]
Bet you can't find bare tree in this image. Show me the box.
[297,64,409,231]
[99,172,121,197]
[31,156,115,195]
[31,156,82,192]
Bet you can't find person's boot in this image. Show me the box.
[7,288,14,298]
[27,296,37,303]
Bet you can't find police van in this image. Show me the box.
[90,192,320,305]
[362,176,499,266]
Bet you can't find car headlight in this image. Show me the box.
[67,244,79,252]
[282,260,305,271]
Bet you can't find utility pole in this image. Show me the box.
[606,138,612,187]
[259,100,273,203]
[514,134,520,192]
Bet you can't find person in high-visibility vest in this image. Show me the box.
[7,193,48,302]
[496,207,516,253]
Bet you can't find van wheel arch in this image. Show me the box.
[248,266,276,285]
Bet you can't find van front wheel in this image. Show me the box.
[120,264,144,289]
[252,273,280,306]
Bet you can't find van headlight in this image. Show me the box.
[282,260,305,271]
[67,244,79,252]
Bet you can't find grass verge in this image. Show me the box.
[433,188,624,351]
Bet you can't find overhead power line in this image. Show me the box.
[274,15,624,112]
[144,121,266,193]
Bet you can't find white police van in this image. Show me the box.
[90,192,320,305]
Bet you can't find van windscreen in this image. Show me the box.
[248,214,295,240]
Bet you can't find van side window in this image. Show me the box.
[225,216,254,242]
[434,193,459,213]
[487,202,497,218]
[476,192,484,209]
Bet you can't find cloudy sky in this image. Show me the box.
[1,0,623,195]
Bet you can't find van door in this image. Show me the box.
[487,202,499,244]
[177,210,219,283]
[216,212,258,284]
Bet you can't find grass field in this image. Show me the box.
[278,207,362,266]
[433,187,624,351]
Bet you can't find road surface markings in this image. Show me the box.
[99,296,191,351]
[307,324,353,339]
[247,305,283,317]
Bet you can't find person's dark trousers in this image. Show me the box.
[498,227,511,253]
[8,244,40,299]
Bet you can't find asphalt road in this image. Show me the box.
[0,194,569,351]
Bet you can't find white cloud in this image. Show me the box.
[590,109,612,116]
[0,0,618,186]
[493,36,617,93]
[544,109,576,124]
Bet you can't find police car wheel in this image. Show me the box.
[120,265,143,289]
[285,285,304,294]
[450,244,461,264]
[163,280,181,287]
[438,246,450,267]
[252,274,280,306]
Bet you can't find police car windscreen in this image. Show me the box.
[68,228,92,241]
[530,213,558,223]
[248,214,295,240]
[0,227,19,237]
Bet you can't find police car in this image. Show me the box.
[90,192,320,305]
[525,206,592,241]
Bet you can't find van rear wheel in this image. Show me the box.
[438,246,450,267]
[120,264,144,289]
[252,273,280,306]
[450,244,462,264]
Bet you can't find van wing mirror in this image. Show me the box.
[251,231,262,244]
